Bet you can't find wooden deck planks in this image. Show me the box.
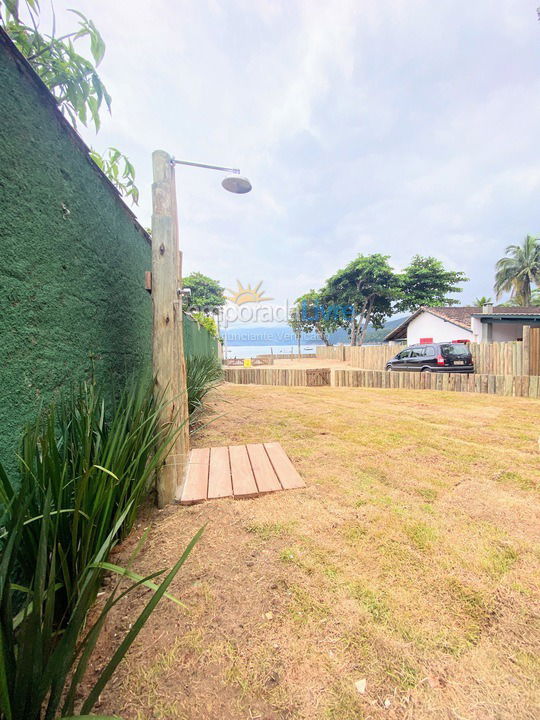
[229,444,259,498]
[208,446,232,499]
[179,447,209,504]
[246,443,282,493]
[179,443,304,504]
[264,442,306,490]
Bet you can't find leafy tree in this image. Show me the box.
[0,0,139,203]
[395,255,467,312]
[473,296,492,307]
[290,290,341,346]
[494,235,540,306]
[303,253,467,347]
[183,272,226,314]
[287,307,304,355]
[324,254,396,346]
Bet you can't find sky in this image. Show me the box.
[39,0,540,316]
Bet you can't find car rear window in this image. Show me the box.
[440,343,471,357]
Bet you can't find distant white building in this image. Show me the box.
[385,305,540,345]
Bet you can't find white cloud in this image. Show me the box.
[36,0,540,308]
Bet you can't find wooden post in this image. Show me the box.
[523,325,530,377]
[151,150,190,507]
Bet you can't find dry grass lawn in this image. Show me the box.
[92,384,540,720]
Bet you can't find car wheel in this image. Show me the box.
[421,367,431,373]
[386,366,393,371]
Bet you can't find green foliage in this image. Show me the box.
[89,147,139,205]
[295,253,466,347]
[1,2,109,131]
[494,235,540,306]
[324,254,397,345]
[289,290,340,346]
[183,272,226,313]
[0,378,200,720]
[0,1,139,204]
[191,311,218,338]
[395,255,468,312]
[186,355,223,420]
[0,379,179,620]
[0,477,202,719]
[473,296,492,307]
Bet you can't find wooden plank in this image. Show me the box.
[207,446,232,499]
[145,270,152,292]
[246,443,282,493]
[179,448,209,504]
[229,444,259,498]
[264,442,305,490]
[531,328,540,376]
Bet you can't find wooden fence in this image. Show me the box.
[224,367,540,399]
[224,368,314,386]
[469,342,526,375]
[529,327,540,375]
[333,369,540,398]
[316,345,346,361]
[316,344,405,368]
[224,357,274,366]
[350,345,396,369]
[316,331,540,376]
[256,353,317,360]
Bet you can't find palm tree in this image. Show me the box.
[494,235,540,306]
[473,296,492,307]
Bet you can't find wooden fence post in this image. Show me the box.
[523,325,530,376]
[151,150,190,507]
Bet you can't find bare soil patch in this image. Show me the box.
[91,384,540,720]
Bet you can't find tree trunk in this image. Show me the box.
[358,297,374,347]
[350,314,357,346]
[523,277,531,306]
[316,324,330,345]
[352,300,368,346]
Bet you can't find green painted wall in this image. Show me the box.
[183,313,219,359]
[0,35,152,467]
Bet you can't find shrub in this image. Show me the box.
[185,355,223,420]
[0,477,202,719]
[190,311,219,338]
[0,378,202,719]
[0,379,178,620]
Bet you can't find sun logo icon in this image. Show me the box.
[226,280,273,305]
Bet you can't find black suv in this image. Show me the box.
[385,342,474,373]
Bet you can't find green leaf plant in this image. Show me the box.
[0,378,202,719]
[0,1,140,204]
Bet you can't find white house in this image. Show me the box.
[385,305,540,345]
